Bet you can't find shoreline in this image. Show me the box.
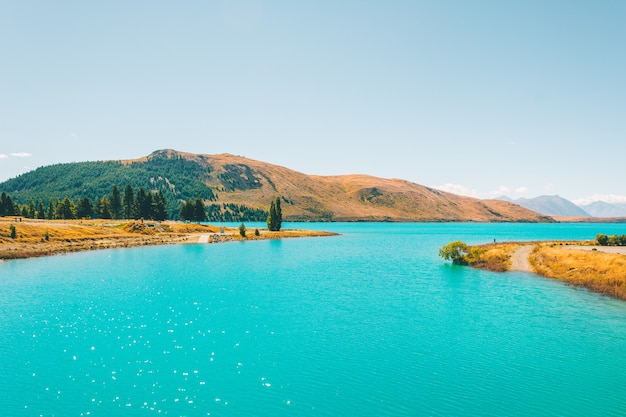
[0,218,337,261]
[466,240,626,301]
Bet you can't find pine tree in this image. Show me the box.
[123,184,134,219]
[28,199,36,218]
[0,192,7,216]
[193,197,207,222]
[110,185,122,219]
[267,200,276,230]
[152,190,168,221]
[36,199,45,219]
[179,200,195,221]
[266,197,283,231]
[99,196,112,219]
[57,197,75,219]
[275,197,282,231]
[76,197,94,219]
[47,198,55,220]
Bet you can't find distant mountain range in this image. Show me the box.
[498,195,590,217]
[499,195,626,218]
[580,201,626,217]
[0,149,552,222]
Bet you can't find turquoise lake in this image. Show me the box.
[2,222,626,416]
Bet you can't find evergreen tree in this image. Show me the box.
[99,196,112,219]
[266,197,283,231]
[123,184,134,219]
[0,192,7,216]
[239,222,246,237]
[57,197,75,219]
[110,185,122,219]
[193,197,207,222]
[152,190,168,221]
[76,197,94,219]
[275,197,282,230]
[28,199,36,218]
[36,199,45,219]
[134,187,152,219]
[179,200,195,221]
[47,198,55,220]
[267,200,276,230]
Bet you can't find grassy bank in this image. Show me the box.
[452,240,626,301]
[530,244,626,301]
[0,217,336,261]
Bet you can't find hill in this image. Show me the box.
[498,195,590,217]
[0,149,553,222]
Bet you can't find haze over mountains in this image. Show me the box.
[0,149,552,223]
[498,195,626,218]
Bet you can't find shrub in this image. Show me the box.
[438,241,468,265]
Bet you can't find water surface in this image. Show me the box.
[2,223,626,416]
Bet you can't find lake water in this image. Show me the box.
[2,222,626,416]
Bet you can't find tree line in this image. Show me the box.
[3,188,284,228]
[0,185,168,221]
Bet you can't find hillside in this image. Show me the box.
[498,195,590,217]
[0,149,553,222]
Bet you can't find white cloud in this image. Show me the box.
[10,152,32,157]
[432,183,481,198]
[0,154,8,159]
[488,186,510,197]
[515,186,529,194]
[573,194,626,206]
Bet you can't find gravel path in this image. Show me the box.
[510,245,533,272]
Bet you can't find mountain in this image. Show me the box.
[498,195,590,217]
[580,201,626,218]
[0,149,553,222]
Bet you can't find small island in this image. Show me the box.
[439,235,626,301]
[0,217,337,261]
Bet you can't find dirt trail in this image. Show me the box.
[510,245,533,272]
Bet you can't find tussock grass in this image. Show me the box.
[530,245,626,301]
[465,242,521,272]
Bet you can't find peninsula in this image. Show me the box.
[440,239,626,301]
[0,217,336,261]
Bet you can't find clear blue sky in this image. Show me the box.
[1,0,625,205]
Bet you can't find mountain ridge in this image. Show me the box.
[0,149,553,223]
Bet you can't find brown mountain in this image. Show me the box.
[124,150,553,222]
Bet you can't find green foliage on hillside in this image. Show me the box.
[219,164,262,191]
[205,203,267,222]
[0,154,216,219]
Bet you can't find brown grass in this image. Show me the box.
[465,242,522,272]
[0,217,336,261]
[530,244,626,301]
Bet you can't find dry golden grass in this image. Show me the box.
[0,217,335,260]
[530,244,626,301]
[466,242,523,272]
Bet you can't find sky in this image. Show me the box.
[1,0,625,205]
